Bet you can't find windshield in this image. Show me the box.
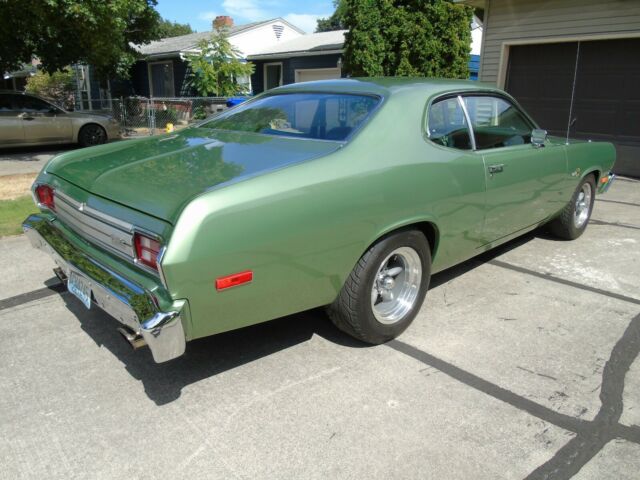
[201,93,380,141]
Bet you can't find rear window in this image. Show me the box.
[201,93,380,141]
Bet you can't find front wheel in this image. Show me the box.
[78,124,107,147]
[327,230,431,344]
[548,174,596,240]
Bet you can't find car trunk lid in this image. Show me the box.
[46,128,341,223]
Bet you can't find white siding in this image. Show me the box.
[480,0,640,84]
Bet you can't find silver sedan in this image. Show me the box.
[0,90,120,148]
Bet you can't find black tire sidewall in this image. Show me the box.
[354,230,431,343]
[79,124,106,147]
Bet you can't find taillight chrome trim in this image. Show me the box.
[156,246,169,289]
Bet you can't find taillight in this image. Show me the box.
[134,233,162,270]
[35,184,55,210]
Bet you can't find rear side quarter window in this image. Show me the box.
[426,97,472,150]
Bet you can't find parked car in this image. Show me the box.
[0,90,120,148]
[23,78,616,363]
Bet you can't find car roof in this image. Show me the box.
[271,77,500,98]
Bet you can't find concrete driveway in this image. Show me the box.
[0,179,638,480]
[0,145,76,176]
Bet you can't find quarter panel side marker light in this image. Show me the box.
[216,271,253,291]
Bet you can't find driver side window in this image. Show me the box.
[463,96,533,150]
[427,97,472,150]
[14,95,54,113]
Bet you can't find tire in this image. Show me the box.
[327,230,431,344]
[548,174,596,240]
[78,124,107,147]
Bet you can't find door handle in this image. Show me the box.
[19,112,35,121]
[488,164,504,175]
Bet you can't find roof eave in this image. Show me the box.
[248,49,344,60]
[453,0,485,8]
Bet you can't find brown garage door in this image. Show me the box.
[506,38,640,177]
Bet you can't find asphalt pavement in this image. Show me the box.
[0,177,638,480]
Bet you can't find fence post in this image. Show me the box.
[148,98,155,136]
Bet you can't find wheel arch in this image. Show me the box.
[581,168,600,184]
[366,218,440,262]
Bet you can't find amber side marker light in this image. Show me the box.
[601,176,609,184]
[35,184,55,210]
[216,271,253,291]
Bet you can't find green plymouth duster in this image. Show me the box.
[24,78,616,363]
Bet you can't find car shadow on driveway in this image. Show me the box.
[58,228,548,406]
[63,296,364,405]
[0,144,78,161]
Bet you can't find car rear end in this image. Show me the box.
[23,176,189,363]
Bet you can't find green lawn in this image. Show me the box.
[0,195,38,237]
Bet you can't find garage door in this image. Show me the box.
[506,38,640,177]
[295,68,341,83]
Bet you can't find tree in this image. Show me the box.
[157,19,194,38]
[25,68,76,110]
[342,0,473,79]
[316,0,347,32]
[185,29,254,97]
[0,0,161,78]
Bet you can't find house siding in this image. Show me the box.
[480,0,640,84]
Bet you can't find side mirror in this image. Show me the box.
[531,128,547,148]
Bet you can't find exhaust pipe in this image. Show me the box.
[53,267,68,284]
[117,326,147,350]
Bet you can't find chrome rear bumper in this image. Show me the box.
[23,214,186,363]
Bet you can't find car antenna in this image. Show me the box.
[566,41,581,145]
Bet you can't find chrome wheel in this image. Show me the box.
[371,246,422,325]
[573,182,592,228]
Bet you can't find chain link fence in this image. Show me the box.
[79,97,243,137]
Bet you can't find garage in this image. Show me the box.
[295,67,341,83]
[505,38,640,178]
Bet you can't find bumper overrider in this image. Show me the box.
[598,172,616,194]
[22,214,187,363]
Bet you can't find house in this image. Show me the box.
[458,0,640,177]
[248,21,483,94]
[249,30,346,93]
[111,16,305,99]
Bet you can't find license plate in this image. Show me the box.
[68,271,92,310]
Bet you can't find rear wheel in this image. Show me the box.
[327,230,431,344]
[78,124,107,147]
[548,174,596,240]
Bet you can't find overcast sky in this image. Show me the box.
[156,0,335,33]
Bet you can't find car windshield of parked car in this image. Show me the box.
[201,93,380,141]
